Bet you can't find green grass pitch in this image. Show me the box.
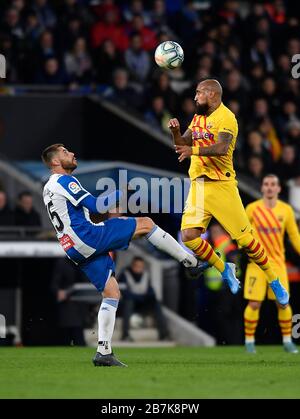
[0,346,300,399]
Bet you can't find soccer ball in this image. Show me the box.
[154,41,184,69]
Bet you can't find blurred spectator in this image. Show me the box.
[218,23,235,50]
[265,0,286,24]
[144,96,172,133]
[123,0,152,26]
[284,79,300,104]
[1,7,24,42]
[277,54,291,83]
[223,70,248,114]
[149,0,172,34]
[247,154,265,184]
[249,37,274,73]
[10,0,25,14]
[119,257,169,341]
[178,97,195,129]
[285,120,300,152]
[64,37,93,83]
[90,9,128,50]
[127,14,158,52]
[51,258,88,346]
[24,11,44,46]
[287,37,300,57]
[14,191,41,227]
[260,77,280,115]
[280,100,300,128]
[244,130,273,171]
[125,33,151,83]
[275,145,300,196]
[91,0,120,21]
[36,30,57,66]
[177,0,201,42]
[150,72,178,114]
[57,0,93,27]
[94,39,124,84]
[58,14,88,51]
[0,191,14,226]
[257,117,282,162]
[248,63,265,85]
[253,97,270,121]
[35,57,70,85]
[32,0,57,29]
[103,68,143,110]
[218,0,241,27]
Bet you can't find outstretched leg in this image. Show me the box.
[182,227,240,294]
[133,217,206,272]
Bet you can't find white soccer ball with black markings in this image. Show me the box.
[154,41,184,69]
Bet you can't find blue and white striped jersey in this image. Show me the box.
[43,174,102,259]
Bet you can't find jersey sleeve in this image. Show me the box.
[286,205,300,255]
[218,112,238,137]
[56,175,90,207]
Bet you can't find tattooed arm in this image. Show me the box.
[175,132,233,162]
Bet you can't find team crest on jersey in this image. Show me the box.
[68,182,81,194]
[207,122,213,129]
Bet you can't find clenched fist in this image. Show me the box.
[168,118,181,133]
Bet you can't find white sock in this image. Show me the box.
[146,225,197,267]
[283,336,292,344]
[97,298,119,355]
[245,336,255,344]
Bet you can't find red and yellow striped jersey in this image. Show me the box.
[188,102,238,181]
[246,199,300,265]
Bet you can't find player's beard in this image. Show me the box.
[196,102,209,115]
[62,159,77,171]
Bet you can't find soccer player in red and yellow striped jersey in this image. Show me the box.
[244,174,300,353]
[168,79,289,304]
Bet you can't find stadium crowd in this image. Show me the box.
[0,189,41,229]
[1,0,300,195]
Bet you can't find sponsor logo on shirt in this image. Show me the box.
[192,130,214,141]
[68,182,81,194]
[59,234,74,251]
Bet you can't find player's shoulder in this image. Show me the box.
[43,173,60,190]
[219,103,235,118]
[56,174,83,196]
[246,199,263,212]
[277,199,293,213]
[44,174,78,192]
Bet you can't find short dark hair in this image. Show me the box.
[263,173,280,185]
[18,190,32,200]
[41,143,64,167]
[132,256,145,264]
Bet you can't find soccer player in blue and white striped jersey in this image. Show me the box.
[42,144,206,366]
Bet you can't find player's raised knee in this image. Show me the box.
[136,216,155,233]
